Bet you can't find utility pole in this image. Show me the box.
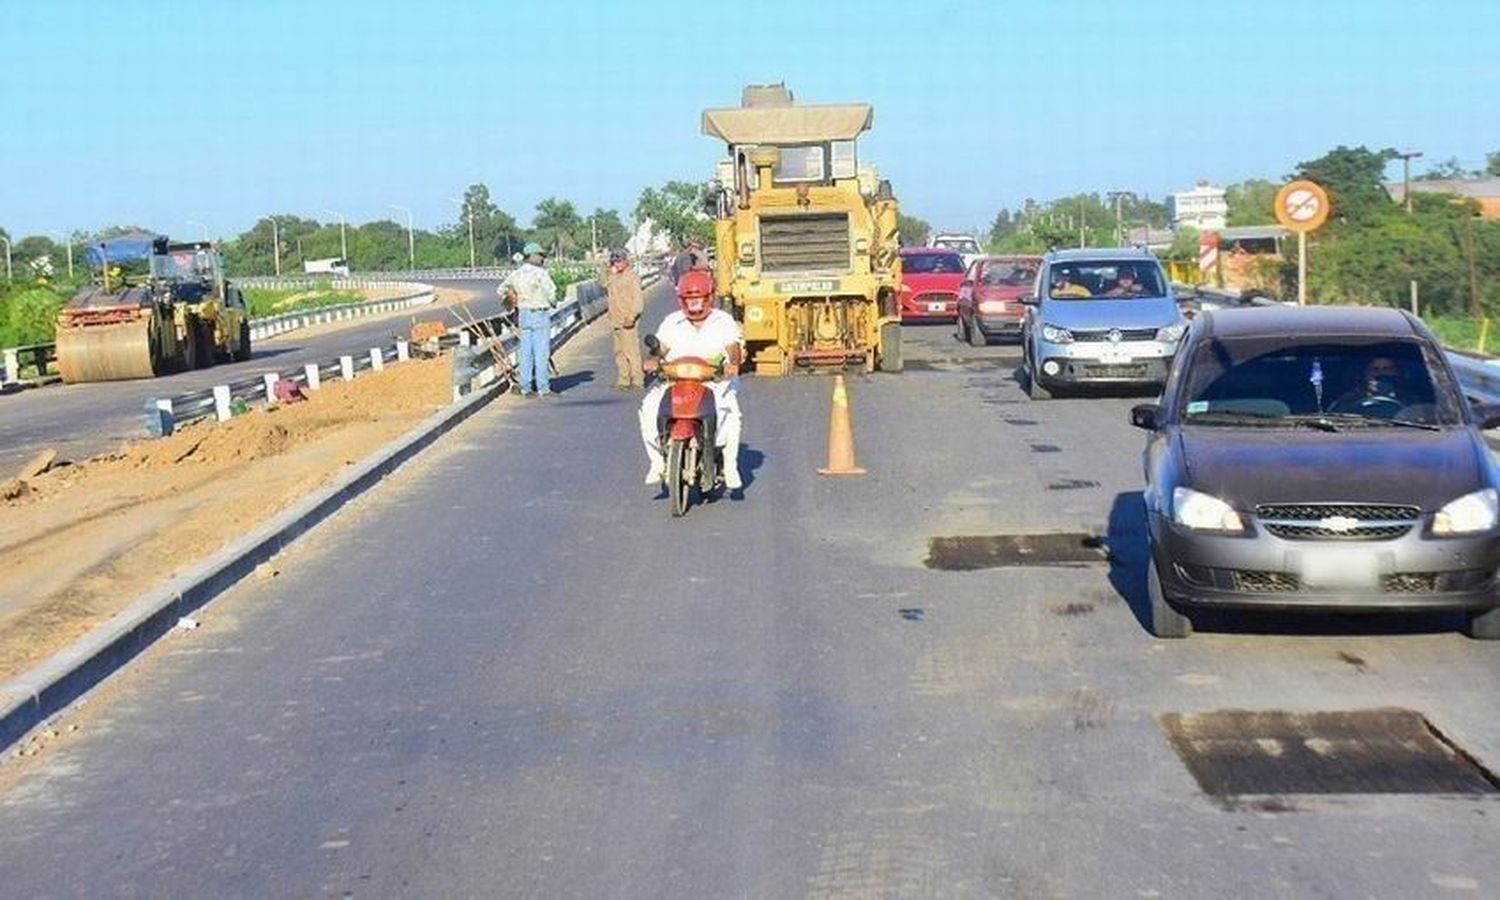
[49,231,74,279]
[389,204,415,271]
[1106,190,1130,245]
[1462,211,1482,318]
[324,209,348,265]
[447,198,475,269]
[1396,149,1423,213]
[591,216,599,257]
[269,217,282,276]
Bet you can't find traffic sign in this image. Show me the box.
[1274,180,1330,233]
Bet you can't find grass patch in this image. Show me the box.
[1425,316,1495,354]
[242,285,366,318]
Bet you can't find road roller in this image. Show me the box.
[56,236,252,383]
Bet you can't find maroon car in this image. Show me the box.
[897,248,967,322]
[955,255,1042,346]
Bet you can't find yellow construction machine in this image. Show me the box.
[702,84,903,375]
[56,236,251,382]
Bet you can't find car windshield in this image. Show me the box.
[1180,337,1461,427]
[979,260,1038,286]
[904,253,965,274]
[1047,261,1165,299]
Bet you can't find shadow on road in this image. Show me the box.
[1106,489,1463,639]
[551,369,595,393]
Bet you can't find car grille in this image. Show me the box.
[1382,572,1440,593]
[759,213,850,273]
[1232,569,1301,593]
[1256,504,1421,541]
[1072,327,1159,342]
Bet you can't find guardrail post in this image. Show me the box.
[213,385,232,421]
[396,339,410,362]
[459,330,472,347]
[3,348,19,385]
[339,355,354,381]
[262,373,279,400]
[304,362,321,390]
[369,347,384,372]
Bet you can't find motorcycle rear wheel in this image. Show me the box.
[666,438,690,517]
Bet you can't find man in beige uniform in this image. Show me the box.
[599,249,645,389]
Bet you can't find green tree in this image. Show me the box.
[1225,179,1280,226]
[896,213,930,247]
[1290,145,1397,229]
[1487,150,1500,178]
[1417,157,1475,181]
[987,208,1019,247]
[586,208,629,252]
[460,183,523,263]
[635,181,712,247]
[531,197,584,257]
[13,236,62,266]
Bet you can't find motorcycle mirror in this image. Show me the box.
[644,334,661,354]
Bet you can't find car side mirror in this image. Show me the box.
[1130,403,1160,430]
[1017,294,1038,306]
[1477,403,1500,430]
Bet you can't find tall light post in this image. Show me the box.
[49,230,75,279]
[1396,149,1424,213]
[268,216,282,276]
[389,204,415,271]
[186,219,210,241]
[1106,190,1132,246]
[447,197,475,269]
[323,209,348,264]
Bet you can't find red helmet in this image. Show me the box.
[676,269,714,322]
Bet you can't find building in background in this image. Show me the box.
[1169,181,1228,231]
[1384,179,1500,219]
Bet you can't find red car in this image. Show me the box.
[897,248,967,322]
[955,254,1042,346]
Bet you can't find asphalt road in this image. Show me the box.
[0,279,503,474]
[3,292,1499,898]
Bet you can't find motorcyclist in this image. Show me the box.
[638,270,744,490]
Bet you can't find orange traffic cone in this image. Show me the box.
[818,374,866,476]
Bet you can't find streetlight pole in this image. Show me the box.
[447,197,475,269]
[1396,149,1423,213]
[389,204,415,271]
[323,209,348,264]
[186,219,210,242]
[1106,190,1130,246]
[49,231,74,279]
[268,217,282,276]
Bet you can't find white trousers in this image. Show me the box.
[639,378,742,477]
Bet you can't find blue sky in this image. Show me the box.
[2,0,1497,239]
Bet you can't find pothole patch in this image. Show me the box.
[924,533,1109,571]
[1160,709,1500,798]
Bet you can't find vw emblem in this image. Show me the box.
[1320,516,1359,533]
[1107,328,1123,343]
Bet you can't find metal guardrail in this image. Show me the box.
[146,271,660,434]
[236,261,603,288]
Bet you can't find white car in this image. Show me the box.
[928,233,983,271]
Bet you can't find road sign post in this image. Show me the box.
[1199,231,1221,287]
[1274,180,1330,306]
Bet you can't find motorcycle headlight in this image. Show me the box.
[1172,487,1245,533]
[1156,322,1187,342]
[1041,324,1073,344]
[1433,488,1499,535]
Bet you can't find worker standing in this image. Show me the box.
[599,249,645,390]
[499,241,560,397]
[670,237,707,286]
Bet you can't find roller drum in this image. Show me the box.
[56,316,161,383]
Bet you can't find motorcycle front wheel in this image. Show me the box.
[666,437,690,517]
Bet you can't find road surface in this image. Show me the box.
[2,287,1498,897]
[0,279,501,473]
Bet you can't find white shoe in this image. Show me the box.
[644,465,664,486]
[724,468,743,490]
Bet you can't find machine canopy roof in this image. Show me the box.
[83,233,164,267]
[700,103,874,145]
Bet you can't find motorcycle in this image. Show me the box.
[645,334,724,517]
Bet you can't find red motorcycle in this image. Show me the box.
[645,335,724,517]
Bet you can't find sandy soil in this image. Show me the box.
[0,355,456,682]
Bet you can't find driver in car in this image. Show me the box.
[1333,356,1423,412]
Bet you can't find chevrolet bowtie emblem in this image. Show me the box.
[1320,516,1359,532]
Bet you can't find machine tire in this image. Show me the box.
[967,318,987,347]
[877,321,904,373]
[1464,606,1500,640]
[666,438,690,518]
[1147,554,1193,639]
[234,320,252,362]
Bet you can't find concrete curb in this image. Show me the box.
[0,369,510,751]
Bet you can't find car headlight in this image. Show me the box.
[1172,487,1245,533]
[1433,488,1499,535]
[1156,322,1187,342]
[1041,324,1073,344]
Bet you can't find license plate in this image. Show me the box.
[1098,346,1132,364]
[928,302,946,312]
[1299,550,1379,589]
[775,279,838,294]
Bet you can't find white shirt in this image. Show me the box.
[654,309,742,366]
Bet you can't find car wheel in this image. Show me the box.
[1147,554,1193,638]
[1026,366,1051,400]
[1463,606,1500,640]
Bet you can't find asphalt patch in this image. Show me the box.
[1003,417,1039,426]
[1030,443,1062,453]
[1047,478,1100,490]
[1160,709,1500,797]
[924,533,1110,571]
[898,608,925,621]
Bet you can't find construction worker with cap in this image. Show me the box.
[498,241,560,397]
[599,249,645,390]
[638,269,745,490]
